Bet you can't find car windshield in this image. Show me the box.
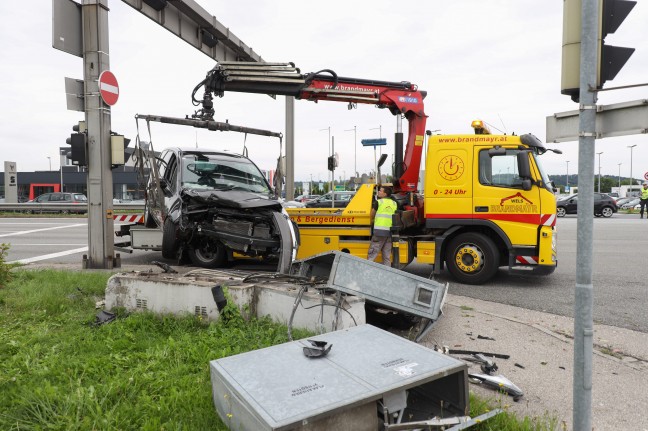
[180,153,270,194]
[74,194,87,202]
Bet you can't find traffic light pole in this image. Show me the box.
[83,0,115,269]
[573,0,597,428]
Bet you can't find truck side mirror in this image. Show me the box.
[517,152,531,179]
[159,178,169,190]
[522,179,532,191]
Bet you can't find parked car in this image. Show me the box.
[145,147,298,270]
[621,198,640,210]
[304,191,355,208]
[295,194,321,203]
[27,192,88,214]
[556,193,617,218]
[615,197,635,207]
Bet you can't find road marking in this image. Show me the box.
[8,247,88,264]
[9,243,87,246]
[0,223,86,238]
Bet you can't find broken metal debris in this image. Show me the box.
[93,310,116,326]
[152,261,178,274]
[302,339,332,358]
[465,353,499,375]
[514,363,526,369]
[477,334,496,341]
[448,349,510,359]
[469,373,524,401]
[385,408,503,430]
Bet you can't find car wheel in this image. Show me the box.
[556,207,566,217]
[161,217,180,259]
[188,238,226,268]
[601,206,614,218]
[594,213,602,218]
[61,209,70,215]
[445,232,500,285]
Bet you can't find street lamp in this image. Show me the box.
[628,144,637,188]
[344,126,357,190]
[596,151,603,193]
[47,156,51,171]
[618,163,622,190]
[566,160,570,193]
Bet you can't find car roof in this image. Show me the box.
[170,148,249,160]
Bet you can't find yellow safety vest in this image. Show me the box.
[374,198,397,233]
[641,187,648,200]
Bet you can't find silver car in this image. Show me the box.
[145,148,298,272]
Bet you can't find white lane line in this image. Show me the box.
[8,247,88,264]
[0,222,80,225]
[0,223,86,238]
[9,243,87,246]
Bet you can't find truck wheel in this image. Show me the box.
[445,232,499,285]
[601,206,614,218]
[161,217,179,259]
[556,207,566,217]
[188,238,226,268]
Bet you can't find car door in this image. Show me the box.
[565,195,578,213]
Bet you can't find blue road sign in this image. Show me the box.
[361,138,387,147]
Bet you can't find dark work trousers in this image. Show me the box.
[640,199,648,218]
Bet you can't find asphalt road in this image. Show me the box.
[1,214,646,332]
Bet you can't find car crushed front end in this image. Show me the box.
[174,188,298,272]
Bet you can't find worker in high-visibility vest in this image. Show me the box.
[640,182,648,219]
[367,185,397,266]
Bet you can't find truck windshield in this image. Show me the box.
[531,153,553,192]
[180,154,271,194]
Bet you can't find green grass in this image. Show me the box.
[0,269,557,430]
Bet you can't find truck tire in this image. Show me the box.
[188,238,226,268]
[445,232,499,285]
[161,217,179,259]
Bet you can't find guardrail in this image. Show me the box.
[0,203,145,212]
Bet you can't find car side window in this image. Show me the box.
[37,194,50,202]
[63,194,71,201]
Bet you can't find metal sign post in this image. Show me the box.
[573,0,597,428]
[83,0,115,269]
[361,138,387,182]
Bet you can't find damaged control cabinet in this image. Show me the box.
[210,325,470,431]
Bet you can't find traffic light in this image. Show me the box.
[110,133,132,166]
[561,0,635,102]
[327,155,336,172]
[65,121,87,166]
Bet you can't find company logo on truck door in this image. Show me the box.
[491,192,538,213]
[438,155,465,181]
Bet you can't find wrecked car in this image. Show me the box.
[144,148,298,271]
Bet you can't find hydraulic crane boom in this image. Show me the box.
[191,62,428,193]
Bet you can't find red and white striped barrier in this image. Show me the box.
[113,214,144,223]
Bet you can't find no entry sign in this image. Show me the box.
[98,70,119,106]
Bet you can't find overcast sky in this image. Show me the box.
[1,1,647,183]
